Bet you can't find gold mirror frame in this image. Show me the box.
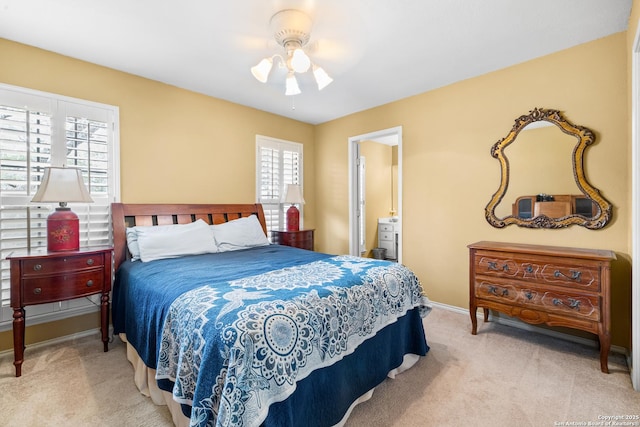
[485,108,612,229]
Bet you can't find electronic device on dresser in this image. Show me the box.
[468,241,616,373]
[8,246,113,377]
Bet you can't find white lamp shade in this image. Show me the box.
[31,167,93,203]
[285,73,301,96]
[283,184,305,204]
[251,58,273,83]
[290,48,311,73]
[313,65,333,91]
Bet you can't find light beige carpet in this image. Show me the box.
[0,307,638,427]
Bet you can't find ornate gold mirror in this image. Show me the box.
[485,108,612,229]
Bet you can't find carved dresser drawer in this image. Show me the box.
[468,241,615,373]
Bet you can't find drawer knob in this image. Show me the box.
[33,287,42,294]
[86,259,94,266]
[33,264,42,271]
[86,280,94,287]
[553,269,582,282]
[488,285,509,297]
[488,262,498,271]
[552,297,581,310]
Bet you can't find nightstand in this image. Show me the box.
[271,229,315,251]
[8,246,113,377]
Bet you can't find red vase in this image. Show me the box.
[47,207,80,251]
[286,205,300,231]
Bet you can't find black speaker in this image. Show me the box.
[517,198,533,219]
[575,197,594,217]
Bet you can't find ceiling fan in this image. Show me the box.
[250,9,334,95]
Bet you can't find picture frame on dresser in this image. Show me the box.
[468,241,616,373]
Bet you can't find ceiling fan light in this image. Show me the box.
[285,73,301,96]
[251,58,273,83]
[313,65,333,90]
[290,48,311,73]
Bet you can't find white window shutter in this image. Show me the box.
[0,83,120,325]
[256,135,303,236]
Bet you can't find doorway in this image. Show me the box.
[348,126,402,262]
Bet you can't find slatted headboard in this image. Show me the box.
[111,203,267,270]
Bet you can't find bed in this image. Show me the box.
[111,202,431,427]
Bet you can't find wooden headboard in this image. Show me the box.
[111,203,267,270]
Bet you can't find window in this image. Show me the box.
[0,83,120,328]
[256,135,303,235]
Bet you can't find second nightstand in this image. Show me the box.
[8,246,113,377]
[271,229,315,251]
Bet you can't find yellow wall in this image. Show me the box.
[0,38,315,351]
[0,28,634,351]
[315,32,631,347]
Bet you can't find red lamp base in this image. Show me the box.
[47,207,80,252]
[286,204,300,231]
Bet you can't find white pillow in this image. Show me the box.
[132,219,218,262]
[211,215,270,252]
[125,227,142,261]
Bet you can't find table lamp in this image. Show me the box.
[283,184,305,231]
[31,166,94,251]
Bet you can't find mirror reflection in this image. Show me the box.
[495,123,583,219]
[485,108,612,229]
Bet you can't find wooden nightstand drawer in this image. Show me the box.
[284,231,311,241]
[22,253,105,276]
[22,269,104,305]
[271,229,314,251]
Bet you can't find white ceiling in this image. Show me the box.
[0,0,632,125]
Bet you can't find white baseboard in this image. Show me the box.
[0,326,112,358]
[430,301,629,357]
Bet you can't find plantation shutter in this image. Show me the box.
[256,136,303,237]
[0,84,119,324]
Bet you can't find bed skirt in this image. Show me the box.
[120,333,422,427]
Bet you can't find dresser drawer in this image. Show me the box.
[474,252,600,292]
[379,231,394,241]
[379,223,394,232]
[475,279,600,321]
[288,242,312,250]
[271,230,314,251]
[281,230,313,242]
[22,269,104,305]
[21,254,105,276]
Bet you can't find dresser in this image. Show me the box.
[271,229,314,251]
[8,246,113,377]
[378,217,399,260]
[468,241,616,373]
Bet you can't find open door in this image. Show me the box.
[348,126,402,261]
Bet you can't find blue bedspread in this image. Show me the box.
[112,245,430,427]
